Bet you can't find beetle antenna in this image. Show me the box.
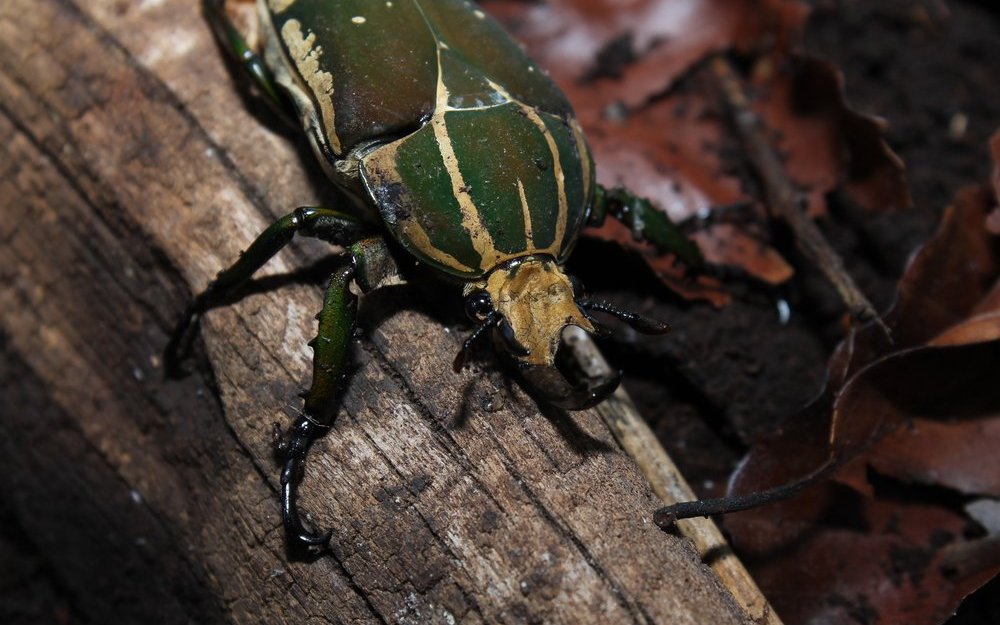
[453,312,502,371]
[578,300,670,334]
[652,457,837,528]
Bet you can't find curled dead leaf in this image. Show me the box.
[754,55,912,216]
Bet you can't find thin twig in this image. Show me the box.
[563,327,784,625]
[710,57,889,334]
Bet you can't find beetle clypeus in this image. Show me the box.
[168,0,706,549]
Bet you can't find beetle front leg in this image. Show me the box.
[590,185,704,268]
[166,207,366,375]
[277,261,357,549]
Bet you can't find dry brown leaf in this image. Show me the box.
[742,497,986,625]
[870,412,1000,498]
[754,55,911,216]
[484,0,808,102]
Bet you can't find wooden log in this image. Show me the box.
[0,0,764,622]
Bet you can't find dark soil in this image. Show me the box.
[807,0,1000,269]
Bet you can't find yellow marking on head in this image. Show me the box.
[268,0,295,13]
[484,258,593,367]
[517,180,536,250]
[281,19,342,154]
[430,44,499,271]
[521,106,568,256]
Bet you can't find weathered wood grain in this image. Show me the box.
[0,0,757,622]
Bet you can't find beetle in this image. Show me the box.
[168,0,706,549]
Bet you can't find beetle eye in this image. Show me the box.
[465,291,493,322]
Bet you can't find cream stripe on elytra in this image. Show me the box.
[360,138,473,273]
[521,106,568,255]
[517,179,536,251]
[488,78,569,255]
[402,220,472,273]
[280,19,342,154]
[429,42,499,271]
[268,0,295,13]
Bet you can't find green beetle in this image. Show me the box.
[169,0,704,548]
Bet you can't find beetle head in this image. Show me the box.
[456,257,623,410]
[481,257,592,367]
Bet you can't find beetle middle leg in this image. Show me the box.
[590,185,704,268]
[276,235,400,549]
[166,206,400,548]
[165,205,400,547]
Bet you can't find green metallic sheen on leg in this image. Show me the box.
[303,262,357,426]
[591,186,704,267]
[195,206,364,301]
[296,207,369,244]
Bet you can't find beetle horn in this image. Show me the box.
[521,365,622,411]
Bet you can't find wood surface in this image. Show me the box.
[0,0,764,622]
